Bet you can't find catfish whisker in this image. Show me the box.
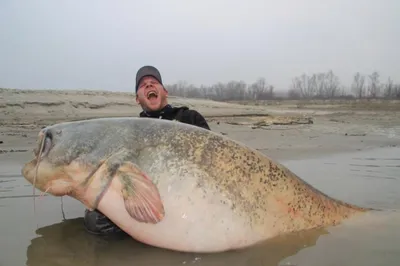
[61,197,66,221]
[39,186,51,199]
[33,130,46,219]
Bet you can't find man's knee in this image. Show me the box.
[83,209,126,236]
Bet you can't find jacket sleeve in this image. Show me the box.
[190,110,211,130]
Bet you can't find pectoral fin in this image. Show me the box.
[118,162,165,224]
[81,148,165,225]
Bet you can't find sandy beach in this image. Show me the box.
[1,88,400,161]
[1,88,400,266]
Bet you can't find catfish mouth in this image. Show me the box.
[34,129,53,160]
[25,128,53,186]
[22,129,51,182]
[20,128,56,215]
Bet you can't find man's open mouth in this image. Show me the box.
[147,91,158,100]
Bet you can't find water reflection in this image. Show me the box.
[281,146,400,211]
[26,218,328,266]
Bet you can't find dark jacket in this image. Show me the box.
[139,105,211,130]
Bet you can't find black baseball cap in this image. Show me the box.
[135,65,163,92]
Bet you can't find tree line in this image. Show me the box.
[165,78,274,101]
[163,70,400,101]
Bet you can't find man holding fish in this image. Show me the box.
[83,65,211,236]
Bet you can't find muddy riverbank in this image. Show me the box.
[1,89,400,266]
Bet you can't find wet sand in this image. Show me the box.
[1,89,400,266]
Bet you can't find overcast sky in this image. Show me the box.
[1,0,399,92]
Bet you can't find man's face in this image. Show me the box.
[136,76,168,112]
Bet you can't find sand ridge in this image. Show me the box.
[0,88,270,126]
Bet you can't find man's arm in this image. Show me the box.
[192,110,211,130]
[184,110,210,130]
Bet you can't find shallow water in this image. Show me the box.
[0,147,399,266]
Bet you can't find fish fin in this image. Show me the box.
[118,162,165,224]
[85,148,165,224]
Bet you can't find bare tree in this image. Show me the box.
[291,74,317,98]
[351,72,366,99]
[248,78,274,100]
[248,78,264,100]
[160,70,399,101]
[314,73,326,97]
[290,71,341,99]
[394,84,400,99]
[367,71,380,98]
[324,70,340,98]
[209,82,224,100]
[383,77,394,98]
[225,80,247,101]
